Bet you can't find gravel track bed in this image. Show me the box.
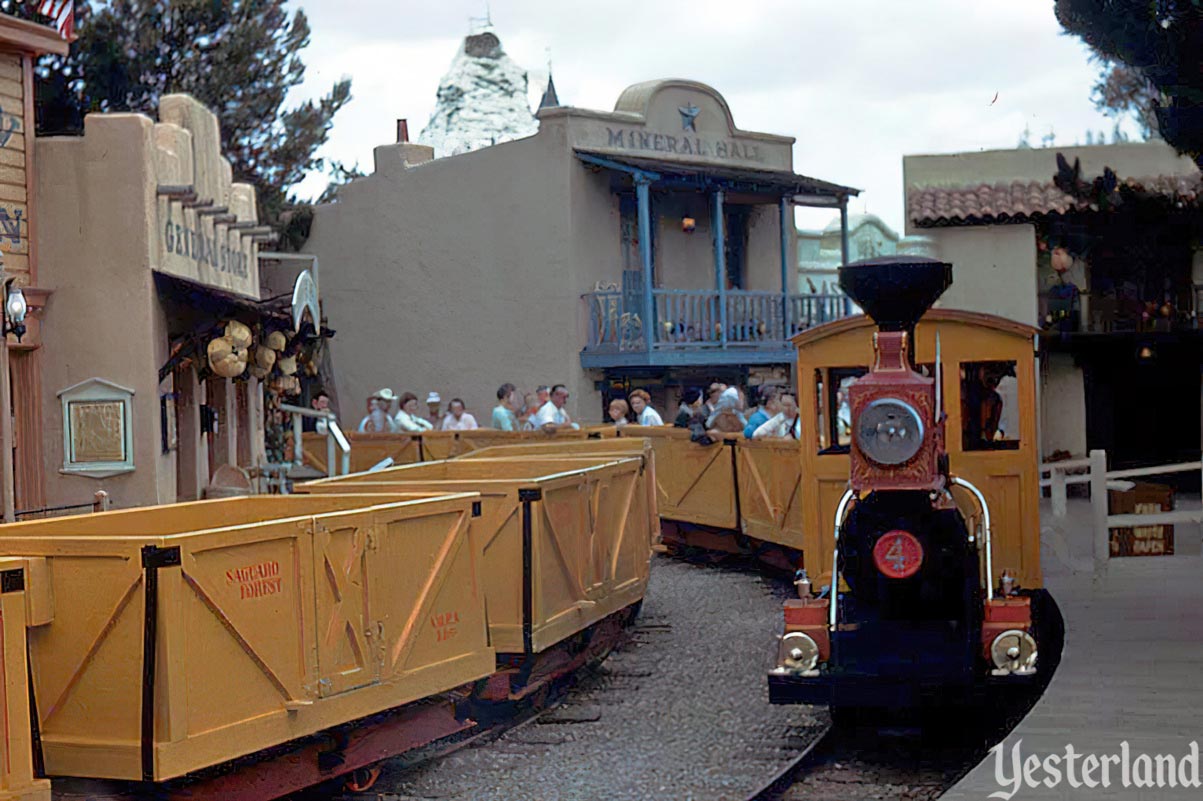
[361,554,828,801]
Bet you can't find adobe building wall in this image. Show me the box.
[36,95,264,509]
[307,131,582,426]
[35,115,168,509]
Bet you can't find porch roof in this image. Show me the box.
[575,150,859,202]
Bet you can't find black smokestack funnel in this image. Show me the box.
[838,255,953,331]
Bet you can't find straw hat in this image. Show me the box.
[425,392,441,405]
[376,388,397,402]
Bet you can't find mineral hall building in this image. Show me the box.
[305,78,858,420]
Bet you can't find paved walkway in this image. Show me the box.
[942,497,1203,800]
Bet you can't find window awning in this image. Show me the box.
[576,150,859,202]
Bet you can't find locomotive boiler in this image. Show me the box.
[768,256,1044,709]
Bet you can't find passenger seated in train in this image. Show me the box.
[629,389,664,426]
[609,398,631,427]
[752,392,801,439]
[744,386,779,437]
[674,387,703,428]
[961,362,1019,450]
[706,387,747,434]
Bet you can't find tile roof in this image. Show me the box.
[908,173,1203,227]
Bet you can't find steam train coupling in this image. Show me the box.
[769,256,1060,710]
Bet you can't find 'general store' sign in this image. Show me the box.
[163,219,250,279]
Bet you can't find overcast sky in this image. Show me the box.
[290,0,1139,234]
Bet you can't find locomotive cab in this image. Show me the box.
[769,257,1042,708]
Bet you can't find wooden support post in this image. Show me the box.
[92,490,110,513]
[635,177,654,351]
[0,561,51,800]
[713,188,727,347]
[839,197,851,317]
[1050,468,1067,518]
[1089,448,1109,577]
[0,331,12,523]
[779,197,791,341]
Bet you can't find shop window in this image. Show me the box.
[818,367,866,454]
[58,378,135,477]
[960,361,1021,451]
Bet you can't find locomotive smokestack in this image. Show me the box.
[838,256,952,332]
[397,119,410,143]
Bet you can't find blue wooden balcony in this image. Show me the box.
[581,288,854,368]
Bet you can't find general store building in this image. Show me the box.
[35,94,318,510]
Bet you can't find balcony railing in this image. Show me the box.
[583,288,853,362]
[1038,284,1203,335]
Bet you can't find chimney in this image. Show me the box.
[396,119,409,143]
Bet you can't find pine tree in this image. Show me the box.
[21,1,350,228]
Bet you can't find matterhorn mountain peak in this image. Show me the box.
[418,30,541,159]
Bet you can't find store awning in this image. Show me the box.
[154,272,331,383]
[575,150,859,201]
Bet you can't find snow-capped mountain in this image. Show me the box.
[418,31,540,159]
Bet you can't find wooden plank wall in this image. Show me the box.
[0,53,26,279]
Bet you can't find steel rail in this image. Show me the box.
[741,721,834,801]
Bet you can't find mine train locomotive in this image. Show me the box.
[769,256,1045,708]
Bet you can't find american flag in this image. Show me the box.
[36,0,74,39]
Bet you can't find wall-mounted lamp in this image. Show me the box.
[3,276,26,343]
[681,217,696,233]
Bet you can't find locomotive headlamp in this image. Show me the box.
[856,398,925,465]
[989,629,1037,676]
[777,631,820,675]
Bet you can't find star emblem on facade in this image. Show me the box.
[678,103,700,132]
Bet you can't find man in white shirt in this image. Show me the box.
[532,384,578,432]
[753,392,802,439]
[441,398,479,431]
[395,392,434,432]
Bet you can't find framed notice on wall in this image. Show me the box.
[57,378,136,478]
[69,401,126,462]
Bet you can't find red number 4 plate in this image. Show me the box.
[873,530,924,579]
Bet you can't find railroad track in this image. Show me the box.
[743,721,834,801]
[744,707,1041,801]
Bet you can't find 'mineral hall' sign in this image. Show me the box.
[604,127,766,164]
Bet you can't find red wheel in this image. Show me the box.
[344,766,381,793]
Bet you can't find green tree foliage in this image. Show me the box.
[1090,58,1160,138]
[1056,0,1203,166]
[19,0,350,229]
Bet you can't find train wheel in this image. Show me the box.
[344,766,381,793]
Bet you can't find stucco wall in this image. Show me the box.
[1042,352,1087,458]
[745,204,787,293]
[654,191,714,291]
[308,130,587,428]
[35,115,171,510]
[926,225,1038,327]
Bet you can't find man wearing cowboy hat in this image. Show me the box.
[358,388,399,432]
[425,392,443,430]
